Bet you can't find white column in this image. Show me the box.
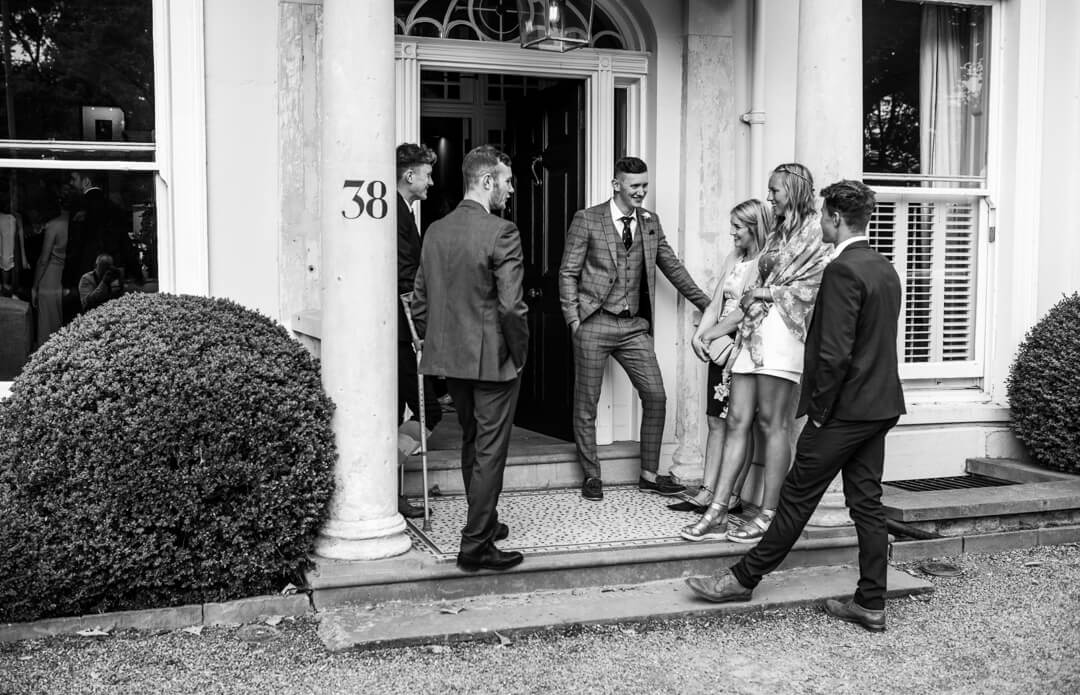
[794,0,862,527]
[314,0,411,560]
[668,0,738,484]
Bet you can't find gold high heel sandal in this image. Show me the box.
[679,502,729,542]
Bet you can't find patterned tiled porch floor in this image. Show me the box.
[405,486,750,561]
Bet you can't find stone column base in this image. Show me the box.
[314,515,412,561]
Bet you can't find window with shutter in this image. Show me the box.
[868,194,983,379]
[863,0,995,386]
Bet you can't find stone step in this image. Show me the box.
[316,564,933,651]
[883,458,1080,524]
[306,533,862,611]
[402,441,642,496]
[966,457,1077,483]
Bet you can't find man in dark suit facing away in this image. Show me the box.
[686,180,906,632]
[558,156,711,502]
[412,145,529,573]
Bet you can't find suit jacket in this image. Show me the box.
[798,241,906,424]
[397,193,422,343]
[412,199,529,382]
[558,202,710,328]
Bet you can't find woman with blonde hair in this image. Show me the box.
[681,163,830,543]
[670,199,771,517]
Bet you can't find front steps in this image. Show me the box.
[306,531,862,611]
[317,564,933,651]
[312,452,1079,628]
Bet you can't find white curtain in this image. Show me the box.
[920,6,988,178]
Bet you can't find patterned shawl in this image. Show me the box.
[729,213,830,371]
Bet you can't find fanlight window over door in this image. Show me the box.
[394,0,631,49]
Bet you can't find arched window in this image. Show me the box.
[394,0,630,50]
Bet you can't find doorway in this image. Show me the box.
[419,71,585,441]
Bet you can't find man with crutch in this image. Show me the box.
[411,145,529,572]
[395,143,442,518]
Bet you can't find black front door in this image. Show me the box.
[507,81,585,441]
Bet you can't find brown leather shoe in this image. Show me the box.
[824,598,886,632]
[685,572,753,603]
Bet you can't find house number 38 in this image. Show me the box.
[342,179,388,220]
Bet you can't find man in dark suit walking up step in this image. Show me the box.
[412,145,529,573]
[686,180,906,632]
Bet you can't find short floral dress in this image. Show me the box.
[707,257,756,418]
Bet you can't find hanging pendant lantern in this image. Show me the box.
[515,0,594,52]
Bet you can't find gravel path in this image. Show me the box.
[3,544,1078,694]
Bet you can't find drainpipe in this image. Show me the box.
[741,0,766,194]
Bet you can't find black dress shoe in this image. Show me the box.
[639,475,686,496]
[667,500,709,513]
[398,496,427,519]
[494,522,509,541]
[582,477,603,501]
[456,547,524,572]
[824,598,886,632]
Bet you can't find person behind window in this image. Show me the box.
[68,171,142,289]
[78,253,125,312]
[32,186,72,349]
[0,190,26,297]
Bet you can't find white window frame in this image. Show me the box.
[864,0,1001,387]
[0,0,206,392]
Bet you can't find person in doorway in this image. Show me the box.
[559,156,711,502]
[681,163,829,543]
[78,253,125,311]
[670,200,771,521]
[686,180,906,633]
[395,142,443,519]
[412,145,529,573]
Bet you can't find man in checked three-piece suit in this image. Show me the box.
[558,157,711,502]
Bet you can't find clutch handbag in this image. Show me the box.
[707,338,734,366]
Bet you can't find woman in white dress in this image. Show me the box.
[681,163,830,543]
[669,199,770,518]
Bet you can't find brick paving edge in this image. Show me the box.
[0,593,313,643]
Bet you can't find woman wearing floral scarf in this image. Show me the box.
[681,163,830,543]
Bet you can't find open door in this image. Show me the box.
[507,81,585,441]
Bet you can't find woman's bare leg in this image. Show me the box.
[752,374,797,510]
[689,414,726,505]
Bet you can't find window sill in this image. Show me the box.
[899,389,1010,427]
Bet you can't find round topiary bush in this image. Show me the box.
[0,293,336,623]
[1007,292,1080,474]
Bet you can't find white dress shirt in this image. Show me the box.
[829,235,869,262]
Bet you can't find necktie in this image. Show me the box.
[620,215,633,250]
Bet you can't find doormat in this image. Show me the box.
[404,486,748,562]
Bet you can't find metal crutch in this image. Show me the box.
[400,293,432,531]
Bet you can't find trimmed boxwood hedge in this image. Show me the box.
[1007,292,1080,474]
[0,293,336,623]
